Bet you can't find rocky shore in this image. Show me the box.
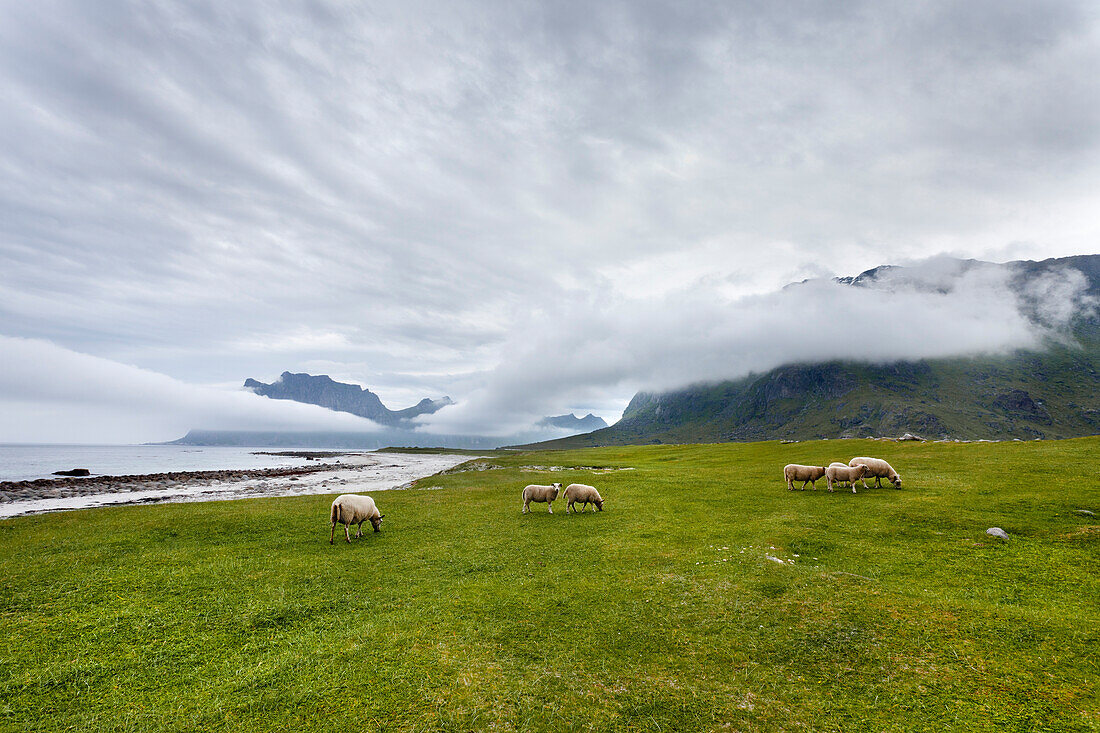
[0,462,346,504]
[0,453,474,518]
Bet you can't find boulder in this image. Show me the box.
[52,468,90,477]
[985,527,1009,540]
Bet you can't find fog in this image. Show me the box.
[0,336,383,443]
[418,261,1096,435]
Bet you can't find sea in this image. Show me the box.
[0,445,474,519]
[0,444,325,483]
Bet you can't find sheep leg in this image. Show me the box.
[522,499,529,514]
[875,476,882,488]
[547,501,553,514]
[801,479,810,491]
[344,523,352,543]
[330,522,336,545]
[786,478,794,491]
[827,477,834,492]
[356,521,364,538]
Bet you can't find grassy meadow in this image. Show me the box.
[1,438,1097,731]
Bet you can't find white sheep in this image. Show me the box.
[848,457,902,489]
[825,463,869,493]
[783,464,827,491]
[826,462,853,488]
[522,483,562,514]
[330,494,385,544]
[564,483,604,513]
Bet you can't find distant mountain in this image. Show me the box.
[520,255,1100,448]
[539,413,608,431]
[168,429,502,450]
[244,372,453,427]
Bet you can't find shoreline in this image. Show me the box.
[0,453,474,519]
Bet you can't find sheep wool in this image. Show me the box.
[783,464,827,491]
[330,494,384,544]
[848,457,902,489]
[522,483,562,514]
[564,483,604,513]
[825,463,869,493]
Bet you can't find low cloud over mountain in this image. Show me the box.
[417,256,1098,436]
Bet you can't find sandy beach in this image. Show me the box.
[0,452,474,519]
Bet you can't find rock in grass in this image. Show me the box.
[986,527,1009,540]
[1074,509,1095,517]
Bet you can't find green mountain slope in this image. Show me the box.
[525,255,1100,448]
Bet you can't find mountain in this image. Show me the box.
[521,255,1100,448]
[167,429,502,450]
[173,373,600,449]
[243,372,453,427]
[538,413,608,431]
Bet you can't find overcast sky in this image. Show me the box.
[1,0,1099,442]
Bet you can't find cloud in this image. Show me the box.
[418,261,1095,435]
[0,336,383,443]
[1021,268,1099,331]
[0,1,1097,440]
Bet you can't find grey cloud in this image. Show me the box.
[418,262,1095,435]
[0,1,1097,441]
[0,335,385,443]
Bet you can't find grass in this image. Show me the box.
[1,438,1097,731]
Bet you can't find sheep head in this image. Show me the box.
[370,514,385,532]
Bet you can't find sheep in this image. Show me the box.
[330,494,384,544]
[825,463,869,493]
[848,457,902,489]
[826,462,854,488]
[783,464,827,491]
[522,483,562,514]
[564,483,604,513]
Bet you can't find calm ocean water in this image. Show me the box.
[0,444,328,482]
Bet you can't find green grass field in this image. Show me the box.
[1,438,1097,731]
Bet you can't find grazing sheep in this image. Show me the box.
[564,483,604,513]
[330,494,385,544]
[522,483,562,514]
[826,462,854,488]
[848,457,902,489]
[825,463,869,493]
[783,464,827,491]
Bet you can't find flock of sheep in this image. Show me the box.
[521,482,603,514]
[328,458,900,543]
[784,456,902,493]
[329,481,604,543]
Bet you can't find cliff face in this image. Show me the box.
[244,372,452,426]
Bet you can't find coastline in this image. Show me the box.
[0,452,474,519]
